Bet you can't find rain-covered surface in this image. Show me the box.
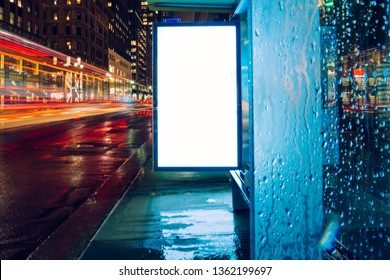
[80,161,250,260]
[323,110,390,259]
[0,105,152,259]
[248,0,390,259]
[249,1,324,259]
[320,0,390,259]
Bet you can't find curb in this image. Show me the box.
[27,139,152,260]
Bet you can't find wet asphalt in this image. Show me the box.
[0,105,153,259]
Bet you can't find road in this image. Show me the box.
[0,103,152,259]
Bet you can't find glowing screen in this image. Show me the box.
[153,22,241,170]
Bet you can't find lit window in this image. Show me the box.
[77,0,81,4]
[17,0,22,8]
[17,16,22,28]
[66,41,72,50]
[53,12,58,20]
[67,0,72,4]
[66,11,71,20]
[27,21,32,32]
[10,12,15,25]
[0,7,3,21]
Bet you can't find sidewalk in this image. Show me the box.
[26,138,153,260]
[26,135,249,260]
[79,158,250,260]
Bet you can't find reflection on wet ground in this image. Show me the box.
[324,110,390,259]
[0,105,153,259]
[80,160,250,260]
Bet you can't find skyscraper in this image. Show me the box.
[129,0,148,98]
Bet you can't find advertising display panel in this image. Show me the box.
[153,22,241,171]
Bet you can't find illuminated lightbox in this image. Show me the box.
[153,22,241,170]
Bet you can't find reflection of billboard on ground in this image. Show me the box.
[153,22,241,171]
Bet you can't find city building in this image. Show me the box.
[1,1,232,103]
[0,0,154,101]
[42,0,108,70]
[107,0,133,101]
[0,0,45,44]
[129,0,148,99]
[141,1,157,94]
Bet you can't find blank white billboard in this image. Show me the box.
[153,22,241,170]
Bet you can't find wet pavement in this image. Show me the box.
[79,159,250,260]
[0,104,153,259]
[26,138,152,260]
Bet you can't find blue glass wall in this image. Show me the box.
[246,0,390,260]
[248,1,324,259]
